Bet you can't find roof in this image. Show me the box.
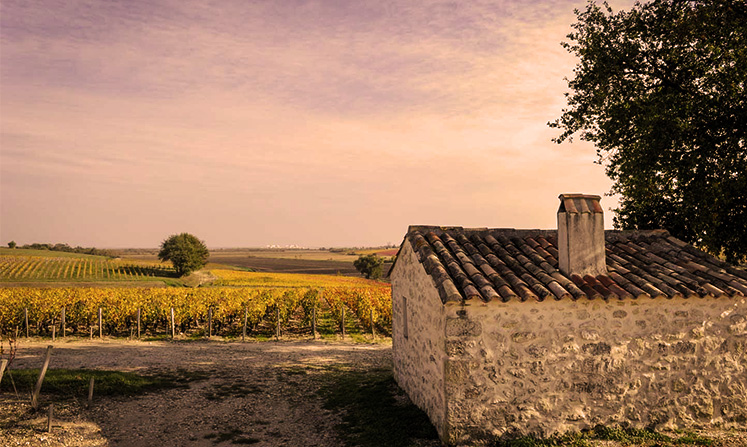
[398,226,747,303]
[558,193,604,214]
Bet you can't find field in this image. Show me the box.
[208,254,361,275]
[0,250,392,341]
[0,285,392,340]
[117,247,396,276]
[0,248,108,260]
[0,247,397,285]
[0,255,172,283]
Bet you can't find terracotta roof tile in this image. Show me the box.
[559,194,604,215]
[401,226,747,303]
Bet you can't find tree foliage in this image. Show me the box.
[354,254,384,280]
[158,233,209,276]
[7,241,16,249]
[551,0,747,263]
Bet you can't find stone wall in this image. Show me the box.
[444,296,747,445]
[391,239,448,441]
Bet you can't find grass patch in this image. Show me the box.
[495,425,715,447]
[317,367,438,447]
[0,368,207,398]
[0,248,108,259]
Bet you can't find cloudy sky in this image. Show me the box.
[1,0,634,248]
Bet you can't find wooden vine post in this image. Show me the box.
[207,307,213,338]
[61,307,66,338]
[98,308,103,339]
[370,308,375,338]
[170,307,175,339]
[242,307,248,342]
[24,308,29,338]
[341,306,345,339]
[137,308,141,339]
[0,359,8,385]
[275,307,281,341]
[31,345,53,410]
[312,306,317,340]
[312,289,320,340]
[88,377,95,407]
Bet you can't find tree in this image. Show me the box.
[7,241,16,249]
[158,233,209,276]
[354,254,384,280]
[550,0,747,263]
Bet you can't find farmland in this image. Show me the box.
[0,250,408,446]
[117,247,397,276]
[0,283,392,339]
[0,255,172,284]
[0,251,393,340]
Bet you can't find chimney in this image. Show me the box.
[557,193,606,277]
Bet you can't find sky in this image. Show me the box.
[0,0,635,248]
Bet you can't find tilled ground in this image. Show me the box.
[0,339,393,447]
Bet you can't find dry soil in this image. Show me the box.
[1,339,392,447]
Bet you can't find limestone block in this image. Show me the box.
[446,317,482,337]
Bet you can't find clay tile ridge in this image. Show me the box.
[559,193,603,214]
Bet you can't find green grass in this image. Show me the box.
[495,425,715,447]
[0,368,208,398]
[317,367,439,447]
[0,248,108,259]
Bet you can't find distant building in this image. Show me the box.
[390,194,747,446]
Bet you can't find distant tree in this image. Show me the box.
[354,254,384,280]
[550,0,747,263]
[53,243,73,252]
[7,241,16,249]
[158,233,209,276]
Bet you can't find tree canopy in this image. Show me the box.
[550,0,747,263]
[158,233,209,276]
[354,254,384,280]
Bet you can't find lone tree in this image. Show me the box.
[158,233,209,276]
[354,254,384,280]
[7,241,16,249]
[551,0,747,263]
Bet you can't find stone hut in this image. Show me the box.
[390,194,747,446]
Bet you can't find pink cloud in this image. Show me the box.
[1,0,634,247]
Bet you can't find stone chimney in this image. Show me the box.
[557,193,607,277]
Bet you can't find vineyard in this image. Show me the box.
[0,255,172,282]
[210,269,384,288]
[0,284,392,339]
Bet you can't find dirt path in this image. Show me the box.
[1,339,394,447]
